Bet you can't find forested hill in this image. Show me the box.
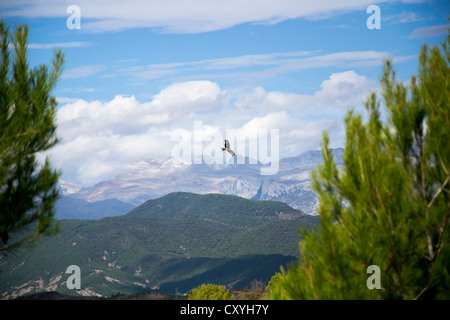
[127,192,305,225]
[1,192,319,299]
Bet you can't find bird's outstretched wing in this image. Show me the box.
[221,139,235,156]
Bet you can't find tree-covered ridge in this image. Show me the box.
[127,191,305,226]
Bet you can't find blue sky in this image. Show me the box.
[1,0,449,185]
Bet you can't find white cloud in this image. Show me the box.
[409,23,450,39]
[28,42,93,49]
[315,70,375,108]
[57,81,226,136]
[53,81,228,184]
[383,11,427,24]
[234,87,311,115]
[1,0,389,34]
[290,51,391,69]
[122,50,408,85]
[56,97,80,104]
[151,80,227,113]
[241,112,293,133]
[121,51,316,81]
[234,70,375,114]
[62,64,105,79]
[62,87,98,94]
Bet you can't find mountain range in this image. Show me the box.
[0,192,320,299]
[58,148,344,218]
[55,197,135,220]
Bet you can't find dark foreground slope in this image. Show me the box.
[0,192,319,299]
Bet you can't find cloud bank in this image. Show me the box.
[50,70,374,185]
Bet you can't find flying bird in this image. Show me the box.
[221,139,235,156]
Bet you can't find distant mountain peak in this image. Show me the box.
[58,179,83,196]
[119,157,191,180]
[160,157,191,170]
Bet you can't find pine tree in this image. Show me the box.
[270,29,450,300]
[0,21,64,252]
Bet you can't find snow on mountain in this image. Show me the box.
[58,179,83,196]
[118,157,191,180]
[66,148,343,215]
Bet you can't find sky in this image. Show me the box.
[1,0,449,186]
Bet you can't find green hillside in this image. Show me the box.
[0,192,319,299]
[127,192,305,225]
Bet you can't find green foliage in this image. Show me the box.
[0,20,64,252]
[271,29,450,300]
[234,280,267,300]
[266,271,284,297]
[188,284,234,300]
